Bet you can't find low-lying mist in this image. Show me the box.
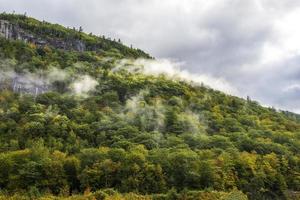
[0,59,98,97]
[70,75,98,96]
[0,57,239,98]
[0,58,212,135]
[115,58,238,95]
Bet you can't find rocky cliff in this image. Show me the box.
[0,73,50,96]
[0,19,86,52]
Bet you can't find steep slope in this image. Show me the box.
[0,13,151,58]
[0,14,299,200]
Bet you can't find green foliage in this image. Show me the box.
[0,14,299,200]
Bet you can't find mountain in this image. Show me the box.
[0,13,299,200]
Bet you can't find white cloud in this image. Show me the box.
[261,8,300,64]
[117,58,238,95]
[70,75,98,96]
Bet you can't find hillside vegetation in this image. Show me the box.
[0,13,299,200]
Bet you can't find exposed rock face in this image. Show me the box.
[12,75,49,96]
[0,19,86,52]
[0,20,35,42]
[0,74,50,96]
[0,20,13,39]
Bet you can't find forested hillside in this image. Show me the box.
[0,13,299,200]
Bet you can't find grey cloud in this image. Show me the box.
[238,55,300,112]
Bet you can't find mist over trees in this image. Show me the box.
[0,13,299,200]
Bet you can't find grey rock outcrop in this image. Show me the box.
[11,75,49,96]
[0,73,50,96]
[0,19,86,52]
[0,20,13,39]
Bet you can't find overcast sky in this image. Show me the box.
[1,0,300,113]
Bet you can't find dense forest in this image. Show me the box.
[0,13,299,200]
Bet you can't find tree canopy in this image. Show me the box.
[0,13,299,200]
